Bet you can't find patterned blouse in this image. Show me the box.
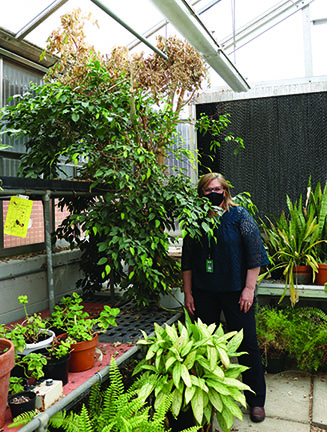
[181,206,269,292]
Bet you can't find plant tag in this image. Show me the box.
[206,259,213,273]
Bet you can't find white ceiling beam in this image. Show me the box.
[150,0,250,92]
[127,0,221,50]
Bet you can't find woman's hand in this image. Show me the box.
[239,286,255,313]
[184,292,195,316]
[239,267,261,312]
[183,270,195,316]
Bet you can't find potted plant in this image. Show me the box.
[255,306,291,373]
[4,296,55,355]
[261,194,325,305]
[307,179,327,285]
[37,335,75,385]
[284,307,327,373]
[6,352,45,421]
[7,390,37,420]
[49,292,120,372]
[132,311,252,432]
[0,338,15,427]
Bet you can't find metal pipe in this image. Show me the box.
[221,0,315,54]
[15,0,69,40]
[89,0,168,60]
[43,191,55,314]
[18,311,183,432]
[0,258,81,282]
[0,189,95,198]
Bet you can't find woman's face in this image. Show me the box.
[203,179,224,195]
[203,179,225,207]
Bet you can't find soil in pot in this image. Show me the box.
[8,391,36,419]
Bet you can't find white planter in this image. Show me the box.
[19,329,55,355]
[160,288,184,309]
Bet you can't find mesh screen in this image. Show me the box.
[196,91,327,218]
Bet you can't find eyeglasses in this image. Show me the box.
[204,187,224,193]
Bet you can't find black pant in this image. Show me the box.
[192,289,266,407]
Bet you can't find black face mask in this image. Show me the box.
[206,192,224,207]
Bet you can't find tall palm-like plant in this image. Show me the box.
[261,195,325,305]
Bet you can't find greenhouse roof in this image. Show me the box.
[1,0,326,91]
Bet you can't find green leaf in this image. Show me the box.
[207,388,223,412]
[191,388,204,424]
[105,264,111,275]
[185,385,196,405]
[72,112,79,122]
[165,356,176,371]
[220,394,244,420]
[98,257,107,265]
[171,388,183,418]
[172,361,182,388]
[181,364,192,387]
[184,350,196,370]
[216,407,234,432]
[217,346,230,368]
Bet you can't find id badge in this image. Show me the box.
[206,259,213,273]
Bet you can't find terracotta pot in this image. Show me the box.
[293,265,312,285]
[316,263,327,286]
[0,339,15,427]
[69,333,98,372]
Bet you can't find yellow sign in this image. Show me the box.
[4,196,33,238]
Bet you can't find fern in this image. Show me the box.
[9,360,201,432]
[47,358,199,432]
[7,410,39,428]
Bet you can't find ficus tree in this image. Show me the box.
[0,9,244,306]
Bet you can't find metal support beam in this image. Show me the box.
[150,0,249,92]
[221,0,316,54]
[90,0,168,60]
[15,0,69,41]
[302,4,313,77]
[43,191,55,314]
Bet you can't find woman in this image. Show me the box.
[182,173,269,423]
